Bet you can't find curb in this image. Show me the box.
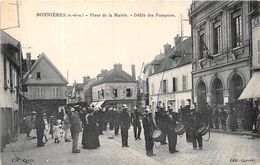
[210,129,260,138]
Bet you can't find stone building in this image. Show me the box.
[92,64,137,111]
[189,1,251,109]
[0,30,23,151]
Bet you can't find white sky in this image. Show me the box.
[2,0,191,85]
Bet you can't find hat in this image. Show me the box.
[31,111,37,114]
[56,119,61,125]
[122,104,127,108]
[70,107,75,112]
[190,104,195,110]
[134,106,137,110]
[74,105,80,108]
[167,105,173,110]
[109,107,113,111]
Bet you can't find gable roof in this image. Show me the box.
[94,68,136,86]
[151,37,192,75]
[23,53,68,85]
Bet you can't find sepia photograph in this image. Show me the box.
[0,0,260,164]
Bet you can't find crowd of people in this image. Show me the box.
[21,100,260,157]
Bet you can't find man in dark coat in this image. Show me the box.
[213,106,220,129]
[220,108,228,131]
[131,106,142,140]
[113,108,120,136]
[35,111,45,147]
[155,106,168,145]
[108,107,115,130]
[142,106,156,157]
[70,107,82,153]
[189,106,204,150]
[94,107,104,135]
[120,104,131,147]
[181,100,193,143]
[166,105,179,153]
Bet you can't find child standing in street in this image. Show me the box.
[43,113,49,142]
[53,119,62,143]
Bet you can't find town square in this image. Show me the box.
[1,1,260,165]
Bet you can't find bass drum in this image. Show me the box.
[197,124,209,136]
[152,129,163,142]
[174,123,186,135]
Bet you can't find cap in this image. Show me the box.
[122,104,127,108]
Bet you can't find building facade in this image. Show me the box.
[0,31,23,151]
[23,53,67,117]
[189,1,251,107]
[92,64,137,111]
[148,38,192,112]
[189,1,255,129]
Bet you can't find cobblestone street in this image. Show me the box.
[1,128,260,165]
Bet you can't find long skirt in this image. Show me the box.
[82,129,100,149]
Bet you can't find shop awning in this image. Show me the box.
[238,71,260,100]
[90,100,105,108]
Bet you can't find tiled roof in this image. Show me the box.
[94,68,136,86]
[152,37,192,74]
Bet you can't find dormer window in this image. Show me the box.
[36,72,41,79]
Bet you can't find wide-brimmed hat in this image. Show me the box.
[167,105,173,110]
[56,119,61,125]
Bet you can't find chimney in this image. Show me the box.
[114,64,122,70]
[163,43,171,55]
[174,34,182,46]
[131,64,136,80]
[26,52,31,71]
[83,75,90,84]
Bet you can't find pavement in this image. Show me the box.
[1,128,260,165]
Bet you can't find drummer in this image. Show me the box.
[142,106,156,157]
[155,105,168,145]
[166,105,179,153]
[189,104,204,150]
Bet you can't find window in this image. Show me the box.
[162,80,167,93]
[52,87,58,98]
[126,88,132,97]
[36,72,41,79]
[199,33,206,59]
[101,89,104,98]
[3,57,7,89]
[10,65,13,90]
[172,77,176,92]
[213,21,222,54]
[113,89,118,98]
[37,87,44,97]
[182,75,187,91]
[232,10,242,48]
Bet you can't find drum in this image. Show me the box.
[174,123,186,135]
[152,129,163,142]
[197,125,209,136]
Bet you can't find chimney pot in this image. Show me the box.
[131,64,136,80]
[114,64,122,70]
[163,43,171,54]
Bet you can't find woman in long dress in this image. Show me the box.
[82,107,100,149]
